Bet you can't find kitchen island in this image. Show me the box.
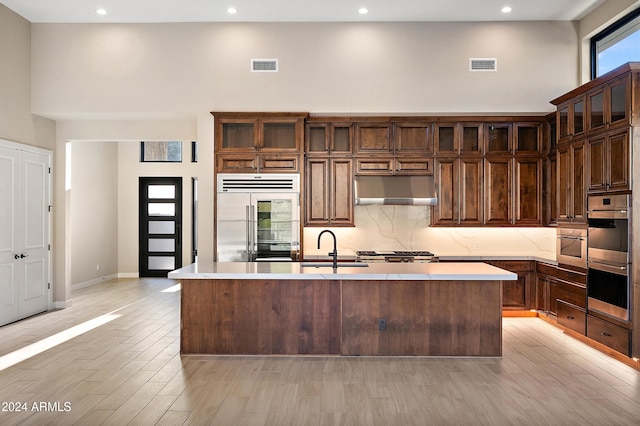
[169,262,516,357]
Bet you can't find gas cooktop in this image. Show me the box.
[355,250,437,262]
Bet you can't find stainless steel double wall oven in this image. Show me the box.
[587,194,631,322]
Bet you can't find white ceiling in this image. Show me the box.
[2,0,606,23]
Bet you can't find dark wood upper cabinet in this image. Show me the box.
[514,157,542,225]
[587,74,631,134]
[587,129,630,193]
[213,112,307,153]
[432,156,483,226]
[305,122,353,155]
[556,141,586,224]
[515,123,542,154]
[305,157,354,226]
[435,123,482,155]
[484,156,512,225]
[393,122,433,154]
[355,122,392,153]
[485,124,512,154]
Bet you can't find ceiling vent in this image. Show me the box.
[251,59,278,72]
[469,58,497,72]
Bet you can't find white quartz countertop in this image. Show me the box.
[168,261,517,281]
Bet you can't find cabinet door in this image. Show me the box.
[607,75,630,130]
[393,122,433,154]
[557,146,570,221]
[216,118,258,152]
[484,124,512,154]
[587,87,606,133]
[558,103,570,142]
[261,118,302,151]
[330,159,354,225]
[548,278,558,316]
[514,157,541,225]
[515,123,542,154]
[306,123,330,154]
[305,158,330,225]
[434,124,457,154]
[571,142,586,223]
[607,129,629,191]
[484,157,512,225]
[588,135,607,192]
[331,125,354,154]
[432,158,459,225]
[460,124,483,154]
[548,154,558,225]
[355,122,392,154]
[459,158,483,224]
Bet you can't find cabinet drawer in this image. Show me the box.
[556,280,586,309]
[395,157,433,175]
[355,158,394,174]
[587,315,631,356]
[557,301,586,335]
[216,154,258,173]
[260,154,300,172]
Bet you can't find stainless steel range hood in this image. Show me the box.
[354,175,438,206]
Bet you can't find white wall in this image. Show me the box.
[31,21,580,117]
[70,141,118,286]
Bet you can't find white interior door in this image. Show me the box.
[19,150,51,318]
[0,142,51,326]
[0,146,20,326]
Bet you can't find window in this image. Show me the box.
[140,141,182,162]
[591,8,640,78]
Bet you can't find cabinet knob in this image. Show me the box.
[566,315,575,320]
[601,332,612,338]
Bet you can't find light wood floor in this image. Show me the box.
[1,278,640,425]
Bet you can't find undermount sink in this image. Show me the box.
[300,262,369,268]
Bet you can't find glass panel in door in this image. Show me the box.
[252,194,299,261]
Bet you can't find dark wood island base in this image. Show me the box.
[180,278,503,356]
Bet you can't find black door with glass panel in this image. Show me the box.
[139,177,182,277]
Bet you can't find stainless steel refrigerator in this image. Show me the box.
[216,173,300,262]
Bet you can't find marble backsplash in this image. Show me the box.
[304,205,556,259]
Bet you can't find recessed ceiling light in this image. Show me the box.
[227,7,238,15]
[95,8,107,16]
[359,7,369,15]
[501,6,512,13]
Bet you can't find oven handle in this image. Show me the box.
[588,260,628,276]
[558,236,585,241]
[587,210,628,219]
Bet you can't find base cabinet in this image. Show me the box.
[587,315,631,356]
[487,260,533,310]
[557,301,586,335]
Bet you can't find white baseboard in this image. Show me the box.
[53,300,72,309]
[118,272,139,278]
[71,273,119,290]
